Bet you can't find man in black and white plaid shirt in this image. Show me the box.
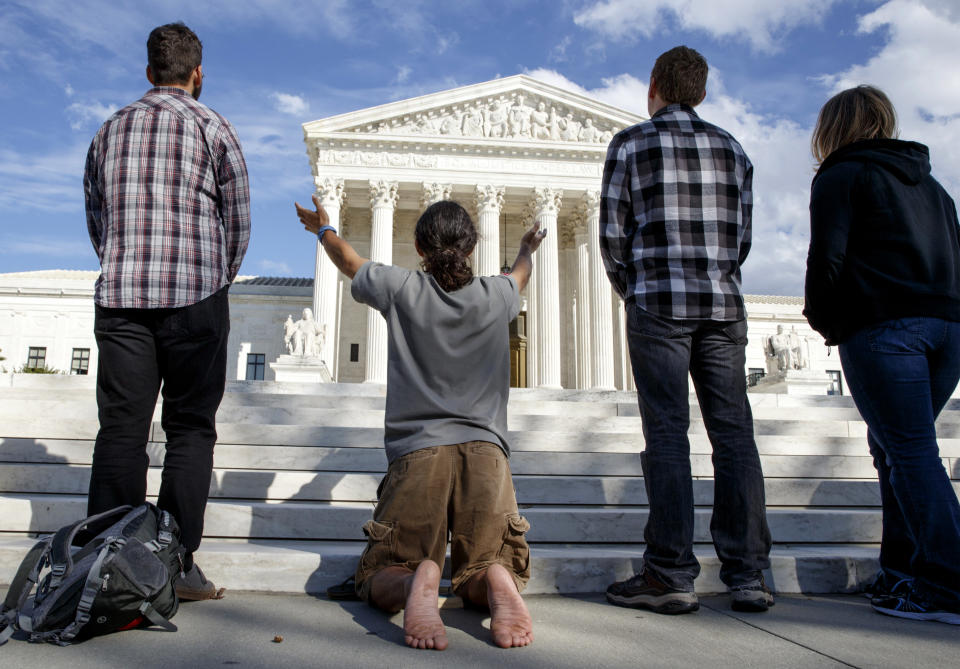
[600,46,773,616]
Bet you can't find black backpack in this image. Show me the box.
[0,503,183,645]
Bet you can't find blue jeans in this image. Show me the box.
[626,304,772,590]
[839,317,960,604]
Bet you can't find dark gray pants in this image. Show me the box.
[626,303,771,590]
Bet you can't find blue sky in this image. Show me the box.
[2,0,959,295]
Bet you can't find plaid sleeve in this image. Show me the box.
[83,133,103,254]
[738,157,754,266]
[599,136,631,299]
[215,120,251,281]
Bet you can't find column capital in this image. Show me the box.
[315,177,345,208]
[529,186,563,219]
[579,189,601,219]
[475,184,505,215]
[369,180,399,210]
[558,218,580,248]
[421,182,452,210]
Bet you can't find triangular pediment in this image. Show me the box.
[303,75,643,147]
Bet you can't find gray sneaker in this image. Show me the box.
[606,569,699,614]
[729,576,774,612]
[175,564,225,601]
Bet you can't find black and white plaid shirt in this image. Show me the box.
[84,86,250,309]
[599,103,753,321]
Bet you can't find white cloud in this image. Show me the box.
[0,145,88,213]
[64,83,75,97]
[393,66,412,85]
[257,259,292,275]
[270,92,309,117]
[574,0,839,52]
[66,101,118,130]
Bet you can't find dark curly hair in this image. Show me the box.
[147,22,202,86]
[415,200,477,292]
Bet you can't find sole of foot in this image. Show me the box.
[403,561,448,650]
[485,563,533,648]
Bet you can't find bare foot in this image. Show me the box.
[486,563,533,648]
[403,561,448,650]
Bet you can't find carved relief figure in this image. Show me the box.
[485,99,508,138]
[548,107,562,140]
[530,102,551,140]
[461,106,484,137]
[508,95,532,138]
[559,113,581,141]
[578,118,600,143]
[439,114,461,136]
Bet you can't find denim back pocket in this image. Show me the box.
[866,318,923,353]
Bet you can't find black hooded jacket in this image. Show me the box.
[804,138,960,345]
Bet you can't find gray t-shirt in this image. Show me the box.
[351,262,521,463]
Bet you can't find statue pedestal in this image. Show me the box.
[749,369,834,396]
[269,355,332,383]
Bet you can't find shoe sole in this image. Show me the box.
[872,603,960,625]
[606,591,699,614]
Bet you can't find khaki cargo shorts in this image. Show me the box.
[355,441,531,601]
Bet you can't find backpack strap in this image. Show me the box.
[0,538,52,645]
[56,537,122,644]
[138,602,177,633]
[48,506,133,587]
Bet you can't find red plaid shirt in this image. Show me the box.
[84,86,250,308]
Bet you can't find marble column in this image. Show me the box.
[584,190,615,389]
[475,185,504,277]
[364,180,398,384]
[530,187,563,389]
[313,177,344,372]
[526,245,539,388]
[574,224,592,390]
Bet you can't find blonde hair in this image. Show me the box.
[811,85,898,164]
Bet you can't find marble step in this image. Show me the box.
[13,390,960,426]
[0,535,879,595]
[4,437,957,479]
[1,494,883,543]
[1,463,915,506]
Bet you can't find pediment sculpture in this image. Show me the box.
[344,92,620,145]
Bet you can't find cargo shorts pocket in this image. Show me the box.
[359,519,397,574]
[495,513,531,578]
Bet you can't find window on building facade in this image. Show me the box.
[350,343,359,362]
[70,348,90,375]
[246,353,265,381]
[827,370,843,396]
[26,347,46,370]
[747,367,766,387]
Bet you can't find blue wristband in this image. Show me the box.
[317,225,337,244]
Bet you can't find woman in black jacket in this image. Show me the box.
[805,85,960,625]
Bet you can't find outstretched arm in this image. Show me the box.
[295,194,369,279]
[506,222,546,293]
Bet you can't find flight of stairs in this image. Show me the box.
[3,374,958,595]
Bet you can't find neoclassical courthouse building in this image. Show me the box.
[0,76,849,395]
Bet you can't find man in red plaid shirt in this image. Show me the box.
[83,22,250,601]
